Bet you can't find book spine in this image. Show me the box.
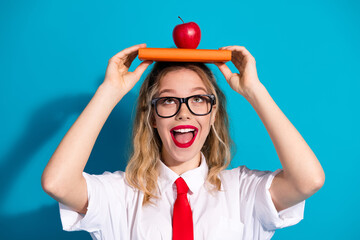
[138,48,231,62]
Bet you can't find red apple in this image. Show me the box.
[173,16,201,49]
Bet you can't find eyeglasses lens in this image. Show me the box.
[156,96,212,117]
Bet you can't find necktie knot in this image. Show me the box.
[175,177,189,195]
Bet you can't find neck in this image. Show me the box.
[161,151,201,175]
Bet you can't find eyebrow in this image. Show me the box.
[158,87,208,96]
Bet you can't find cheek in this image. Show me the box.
[154,117,170,137]
[200,117,212,136]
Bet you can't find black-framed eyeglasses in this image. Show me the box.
[151,94,216,118]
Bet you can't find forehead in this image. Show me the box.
[158,69,208,97]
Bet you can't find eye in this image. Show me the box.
[192,96,204,103]
[164,99,174,104]
[159,98,176,105]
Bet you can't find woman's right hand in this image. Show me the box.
[103,43,153,98]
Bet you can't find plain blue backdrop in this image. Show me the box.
[1,0,359,239]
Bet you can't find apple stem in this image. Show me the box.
[178,16,184,24]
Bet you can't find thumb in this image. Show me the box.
[215,62,233,80]
[133,60,153,79]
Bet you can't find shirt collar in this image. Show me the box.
[157,152,208,195]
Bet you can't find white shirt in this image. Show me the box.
[59,152,305,240]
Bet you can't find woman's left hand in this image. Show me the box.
[214,45,262,98]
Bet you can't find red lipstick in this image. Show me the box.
[170,125,198,148]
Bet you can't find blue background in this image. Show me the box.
[1,0,359,239]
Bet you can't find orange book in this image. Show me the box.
[138,48,232,63]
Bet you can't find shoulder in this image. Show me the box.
[220,165,271,177]
[83,170,125,181]
[220,165,271,178]
[219,165,274,189]
[82,170,142,209]
[82,170,138,193]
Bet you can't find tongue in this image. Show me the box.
[174,132,193,144]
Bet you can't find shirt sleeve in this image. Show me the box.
[58,171,128,234]
[254,168,305,231]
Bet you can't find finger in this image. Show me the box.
[221,45,246,51]
[119,44,148,71]
[133,60,153,79]
[111,43,147,61]
[225,46,255,60]
[221,45,250,54]
[232,53,244,63]
[214,62,233,80]
[232,58,244,72]
[221,46,247,63]
[218,46,232,50]
[124,51,139,69]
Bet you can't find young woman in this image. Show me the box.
[41,43,325,240]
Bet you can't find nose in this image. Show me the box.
[175,102,192,120]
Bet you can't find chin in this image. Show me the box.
[169,145,201,162]
[160,132,206,165]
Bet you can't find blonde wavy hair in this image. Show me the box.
[125,61,234,206]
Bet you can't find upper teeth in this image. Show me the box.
[173,128,195,133]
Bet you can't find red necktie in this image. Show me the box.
[172,177,194,240]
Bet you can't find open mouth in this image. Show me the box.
[170,126,198,148]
